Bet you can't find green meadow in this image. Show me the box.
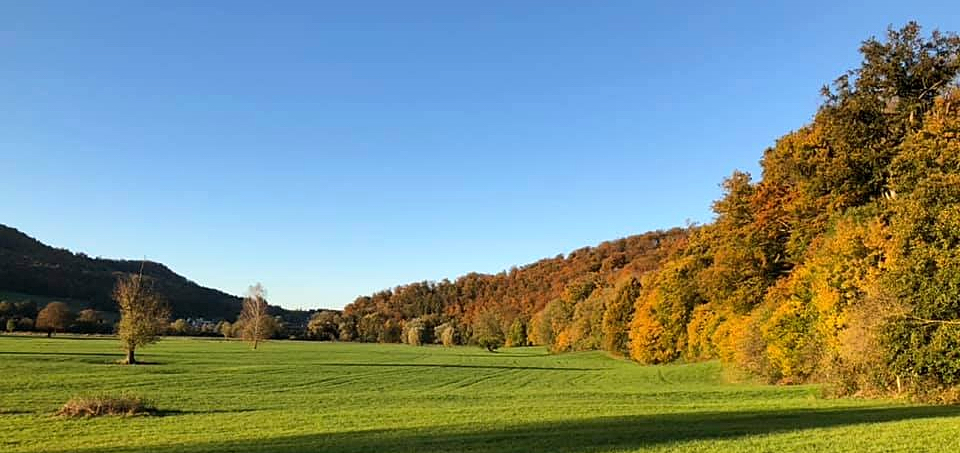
[1,336,959,453]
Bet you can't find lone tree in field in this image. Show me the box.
[113,271,170,364]
[239,283,272,349]
[473,311,505,352]
[36,301,73,337]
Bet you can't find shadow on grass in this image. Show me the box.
[153,408,261,417]
[459,352,554,358]
[0,351,172,366]
[0,353,580,370]
[0,351,122,364]
[308,362,602,371]
[64,405,960,453]
[0,351,116,357]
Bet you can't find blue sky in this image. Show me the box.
[2,1,958,309]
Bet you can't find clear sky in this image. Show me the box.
[2,1,958,310]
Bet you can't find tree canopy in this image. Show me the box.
[338,23,960,400]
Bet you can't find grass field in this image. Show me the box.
[1,336,959,452]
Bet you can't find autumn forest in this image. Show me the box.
[323,23,960,401]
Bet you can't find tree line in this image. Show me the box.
[2,274,288,363]
[115,277,280,363]
[323,228,685,351]
[331,23,960,400]
[1,300,114,335]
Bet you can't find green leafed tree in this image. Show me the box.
[307,310,340,341]
[474,311,505,352]
[877,90,960,393]
[506,318,528,347]
[114,272,170,364]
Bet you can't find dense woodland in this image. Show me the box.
[331,228,685,349]
[329,23,960,400]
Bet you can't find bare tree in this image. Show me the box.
[113,267,170,364]
[239,283,273,349]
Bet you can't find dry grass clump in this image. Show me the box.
[55,394,154,417]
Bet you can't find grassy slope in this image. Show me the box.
[0,336,958,452]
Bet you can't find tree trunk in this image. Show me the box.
[47,330,52,338]
[253,339,259,350]
[126,349,136,365]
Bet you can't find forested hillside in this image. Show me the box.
[339,228,687,348]
[0,224,242,320]
[338,23,960,401]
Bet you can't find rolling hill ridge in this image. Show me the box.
[0,223,243,320]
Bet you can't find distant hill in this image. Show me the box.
[0,224,243,320]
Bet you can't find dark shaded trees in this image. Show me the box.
[0,224,244,320]
[36,301,73,337]
[307,310,341,341]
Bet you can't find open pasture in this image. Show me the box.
[1,336,958,452]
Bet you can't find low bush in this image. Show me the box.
[55,394,154,417]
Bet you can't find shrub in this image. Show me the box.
[356,313,385,343]
[17,318,33,331]
[379,319,402,343]
[169,319,191,336]
[56,394,154,417]
[436,323,457,346]
[473,311,505,352]
[307,311,341,341]
[403,319,425,346]
[477,335,503,352]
